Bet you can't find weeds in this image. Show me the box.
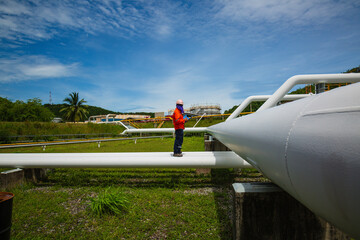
[90,188,129,216]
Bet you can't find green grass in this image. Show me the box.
[0,136,268,239]
[8,167,266,239]
[0,122,126,143]
[0,117,225,143]
[90,188,129,216]
[9,184,234,239]
[0,136,204,153]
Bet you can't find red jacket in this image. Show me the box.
[172,108,186,130]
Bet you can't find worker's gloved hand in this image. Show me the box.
[184,115,190,121]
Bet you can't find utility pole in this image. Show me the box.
[49,91,52,105]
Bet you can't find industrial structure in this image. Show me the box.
[88,114,150,123]
[168,103,221,116]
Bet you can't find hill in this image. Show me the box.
[345,65,360,73]
[44,104,117,118]
[44,104,155,119]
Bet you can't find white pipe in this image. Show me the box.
[226,94,310,121]
[0,135,172,149]
[0,151,252,168]
[208,82,360,238]
[258,73,360,111]
[118,121,129,129]
[121,127,208,135]
[193,113,206,127]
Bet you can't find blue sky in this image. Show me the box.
[1,0,360,113]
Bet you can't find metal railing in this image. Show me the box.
[258,73,360,111]
[0,135,173,149]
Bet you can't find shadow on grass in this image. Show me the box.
[211,169,236,240]
[40,168,248,189]
[42,168,264,188]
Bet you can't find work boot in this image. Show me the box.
[173,153,183,157]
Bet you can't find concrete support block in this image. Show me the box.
[24,168,49,183]
[204,140,213,151]
[204,134,231,151]
[197,134,232,175]
[1,169,24,189]
[204,139,231,151]
[213,140,231,151]
[233,182,350,240]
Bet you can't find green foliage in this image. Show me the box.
[0,122,125,143]
[125,111,155,118]
[45,104,118,118]
[90,188,129,216]
[345,65,360,73]
[223,105,238,114]
[224,102,264,114]
[60,92,89,122]
[87,105,116,116]
[45,103,155,119]
[289,84,316,94]
[43,104,66,118]
[0,128,11,143]
[0,97,12,121]
[0,97,54,122]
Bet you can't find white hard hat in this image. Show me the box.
[176,99,183,105]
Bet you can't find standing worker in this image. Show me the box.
[172,99,189,157]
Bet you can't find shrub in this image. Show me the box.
[90,188,129,216]
[0,129,11,143]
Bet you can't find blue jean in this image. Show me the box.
[174,129,183,154]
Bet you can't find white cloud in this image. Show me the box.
[215,0,357,25]
[156,25,172,37]
[1,0,356,46]
[20,64,74,78]
[77,61,238,113]
[0,55,78,82]
[121,68,237,113]
[0,0,179,44]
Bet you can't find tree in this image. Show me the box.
[0,97,13,121]
[0,97,53,122]
[60,92,89,122]
[345,65,360,73]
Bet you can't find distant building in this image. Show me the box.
[155,112,165,118]
[189,104,221,115]
[168,104,221,116]
[51,117,63,123]
[88,114,151,123]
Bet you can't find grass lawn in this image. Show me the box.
[0,135,203,153]
[0,136,268,239]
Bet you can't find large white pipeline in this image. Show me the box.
[226,94,310,121]
[0,151,252,169]
[208,82,360,239]
[258,73,360,111]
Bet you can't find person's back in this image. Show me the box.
[172,107,185,130]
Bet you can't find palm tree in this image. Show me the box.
[60,92,89,122]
